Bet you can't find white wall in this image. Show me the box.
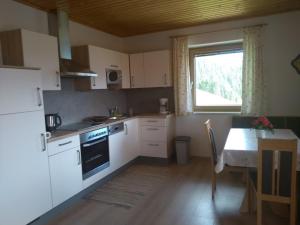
[124,11,300,157]
[0,0,124,52]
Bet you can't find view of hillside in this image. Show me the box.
[195,51,243,106]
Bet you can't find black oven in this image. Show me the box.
[80,127,109,180]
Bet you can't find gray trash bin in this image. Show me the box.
[175,136,191,164]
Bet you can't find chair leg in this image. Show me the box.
[247,183,252,214]
[257,198,262,225]
[211,172,216,200]
[246,169,252,214]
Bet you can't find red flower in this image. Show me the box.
[252,116,274,130]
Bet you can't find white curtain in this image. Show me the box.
[172,36,193,116]
[241,26,266,115]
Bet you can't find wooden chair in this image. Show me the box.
[248,138,298,225]
[204,120,218,200]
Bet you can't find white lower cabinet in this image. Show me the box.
[140,115,175,158]
[109,119,139,172]
[109,130,126,172]
[48,136,83,207]
[141,141,166,158]
[124,119,140,162]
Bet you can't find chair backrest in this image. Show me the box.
[257,138,297,203]
[204,120,218,166]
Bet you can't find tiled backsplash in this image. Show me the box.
[43,79,175,125]
[125,87,175,115]
[43,79,127,125]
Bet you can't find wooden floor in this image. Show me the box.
[47,157,290,225]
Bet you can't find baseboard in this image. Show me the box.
[136,156,173,165]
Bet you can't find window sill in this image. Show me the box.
[192,111,241,115]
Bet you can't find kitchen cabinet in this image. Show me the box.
[0,68,52,225]
[129,50,171,88]
[140,115,175,158]
[48,135,80,156]
[109,129,126,172]
[105,48,121,69]
[120,53,131,89]
[72,45,130,90]
[48,136,82,207]
[129,53,145,88]
[72,45,107,90]
[109,119,139,171]
[144,50,171,87]
[0,29,61,91]
[0,68,43,115]
[124,119,140,162]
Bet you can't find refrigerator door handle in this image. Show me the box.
[41,133,46,152]
[37,87,42,107]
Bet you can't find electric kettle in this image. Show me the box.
[45,113,62,132]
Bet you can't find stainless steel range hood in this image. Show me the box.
[48,10,97,77]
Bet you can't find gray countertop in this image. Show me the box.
[47,113,174,143]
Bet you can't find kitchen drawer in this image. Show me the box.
[141,126,166,141]
[140,118,166,127]
[141,141,167,158]
[48,135,80,156]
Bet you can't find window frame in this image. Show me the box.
[189,43,243,113]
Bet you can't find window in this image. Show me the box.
[190,43,243,112]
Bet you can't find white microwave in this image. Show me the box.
[106,69,122,85]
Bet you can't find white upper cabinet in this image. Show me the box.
[129,50,171,88]
[72,45,129,90]
[88,45,108,90]
[105,48,121,70]
[0,29,61,91]
[129,53,145,88]
[144,50,171,87]
[0,68,43,115]
[120,53,130,89]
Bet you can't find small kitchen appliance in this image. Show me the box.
[106,68,122,89]
[45,113,62,131]
[159,98,169,114]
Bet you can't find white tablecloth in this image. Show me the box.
[216,128,300,173]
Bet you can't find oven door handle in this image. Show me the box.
[82,137,107,148]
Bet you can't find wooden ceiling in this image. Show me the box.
[16,0,300,37]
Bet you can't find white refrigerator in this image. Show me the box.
[0,67,52,225]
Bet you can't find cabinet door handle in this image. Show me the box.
[92,77,96,87]
[147,128,159,131]
[77,150,81,165]
[124,124,128,135]
[37,87,42,107]
[131,76,135,87]
[164,73,167,85]
[58,141,72,146]
[146,120,158,123]
[41,133,46,152]
[148,143,159,147]
[110,65,118,68]
[56,71,60,87]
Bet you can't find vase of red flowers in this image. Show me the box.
[252,116,274,136]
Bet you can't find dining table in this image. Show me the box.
[217,128,300,214]
[216,128,300,173]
